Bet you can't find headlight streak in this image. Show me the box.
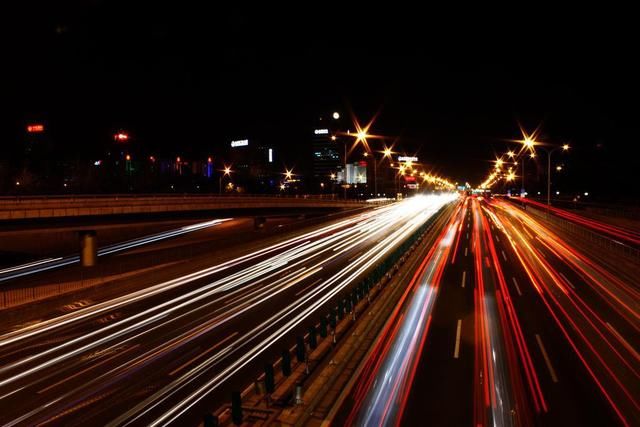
[515,197,640,246]
[0,219,232,283]
[111,195,458,427]
[487,199,640,425]
[0,210,388,347]
[471,198,516,427]
[0,195,457,426]
[0,219,382,384]
[343,199,464,426]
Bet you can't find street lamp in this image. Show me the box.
[538,144,570,208]
[219,165,232,194]
[284,168,293,181]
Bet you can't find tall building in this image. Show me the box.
[337,161,368,184]
[227,138,277,191]
[311,127,340,180]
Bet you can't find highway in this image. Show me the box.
[0,218,232,282]
[337,196,639,426]
[0,195,457,426]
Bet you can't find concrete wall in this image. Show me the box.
[0,195,380,221]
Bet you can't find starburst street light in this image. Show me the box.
[219,165,233,194]
[283,168,294,181]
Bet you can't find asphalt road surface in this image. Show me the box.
[0,195,456,426]
[338,196,638,426]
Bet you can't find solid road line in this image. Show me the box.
[295,278,324,296]
[535,334,559,383]
[512,277,523,296]
[453,319,462,359]
[559,272,576,290]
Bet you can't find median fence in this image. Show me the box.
[525,205,640,260]
[209,204,448,426]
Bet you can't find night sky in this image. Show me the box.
[2,3,639,200]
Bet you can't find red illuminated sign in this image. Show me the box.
[114,132,129,142]
[27,124,44,133]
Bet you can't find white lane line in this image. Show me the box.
[495,235,500,242]
[294,278,323,296]
[607,322,640,361]
[501,250,508,262]
[461,271,466,288]
[347,251,364,262]
[453,319,462,359]
[523,227,534,239]
[559,272,575,290]
[466,232,469,240]
[535,334,559,383]
[464,247,468,257]
[512,277,522,296]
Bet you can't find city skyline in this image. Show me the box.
[2,4,639,201]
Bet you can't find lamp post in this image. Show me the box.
[363,152,378,196]
[520,137,536,196]
[219,166,232,195]
[538,144,569,208]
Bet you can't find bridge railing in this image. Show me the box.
[0,193,376,207]
[526,204,640,260]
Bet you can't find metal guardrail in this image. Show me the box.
[0,193,370,204]
[530,197,640,221]
[526,205,640,260]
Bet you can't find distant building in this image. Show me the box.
[312,127,340,181]
[337,161,367,184]
[227,138,277,191]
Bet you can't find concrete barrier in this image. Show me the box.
[0,194,381,221]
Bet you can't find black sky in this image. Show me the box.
[2,3,639,199]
